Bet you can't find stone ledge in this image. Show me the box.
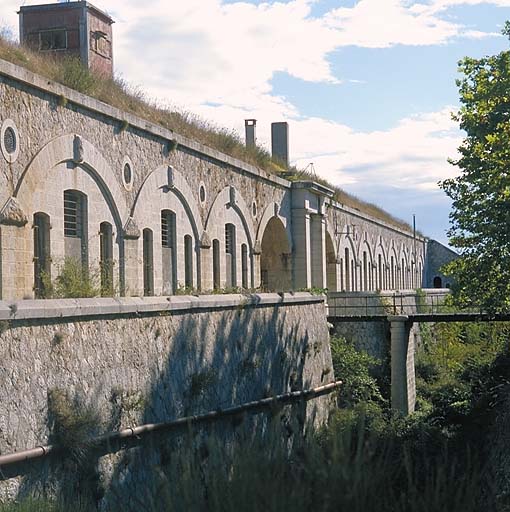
[0,293,324,322]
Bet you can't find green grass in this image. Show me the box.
[0,31,415,233]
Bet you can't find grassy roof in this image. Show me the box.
[0,33,415,234]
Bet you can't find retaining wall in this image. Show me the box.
[0,292,334,508]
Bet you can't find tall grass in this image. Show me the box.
[0,33,414,233]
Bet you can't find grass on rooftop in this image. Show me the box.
[0,31,414,233]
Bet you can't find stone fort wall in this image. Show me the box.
[0,58,433,301]
[0,293,333,507]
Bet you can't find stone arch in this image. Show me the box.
[338,235,357,291]
[325,229,338,291]
[256,202,291,251]
[206,186,255,288]
[390,245,399,290]
[12,134,129,296]
[260,216,291,291]
[15,134,129,224]
[359,239,374,292]
[131,165,204,293]
[374,242,387,291]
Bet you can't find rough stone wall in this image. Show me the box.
[0,293,334,507]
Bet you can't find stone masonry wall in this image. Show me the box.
[0,293,334,508]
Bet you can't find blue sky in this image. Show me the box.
[2,0,510,244]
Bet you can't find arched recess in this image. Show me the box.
[359,239,374,292]
[325,229,338,291]
[13,134,129,296]
[374,243,387,291]
[390,245,399,290]
[338,235,357,292]
[206,186,255,288]
[256,202,291,251]
[131,165,203,294]
[399,246,410,289]
[260,216,291,291]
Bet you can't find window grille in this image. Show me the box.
[225,224,234,254]
[64,191,83,238]
[161,211,175,248]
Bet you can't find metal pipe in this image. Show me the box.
[0,381,342,469]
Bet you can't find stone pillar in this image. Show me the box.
[292,208,311,290]
[252,240,261,289]
[123,217,141,297]
[200,231,212,292]
[310,213,326,289]
[0,197,31,300]
[389,315,416,415]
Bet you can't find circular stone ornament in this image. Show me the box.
[1,119,20,163]
[122,156,134,191]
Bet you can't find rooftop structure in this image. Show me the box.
[18,1,114,77]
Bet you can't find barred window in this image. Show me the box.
[161,210,176,248]
[225,224,234,255]
[64,190,84,238]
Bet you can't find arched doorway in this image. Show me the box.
[326,231,337,291]
[433,276,442,288]
[260,217,291,291]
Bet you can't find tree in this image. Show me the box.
[441,23,510,313]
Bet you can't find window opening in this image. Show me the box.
[100,222,114,296]
[143,229,154,296]
[213,239,220,290]
[241,244,248,289]
[39,29,67,51]
[33,213,51,298]
[184,235,193,289]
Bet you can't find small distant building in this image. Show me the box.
[424,239,458,288]
[18,1,114,77]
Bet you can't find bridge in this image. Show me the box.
[327,290,510,415]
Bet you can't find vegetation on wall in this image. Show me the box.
[0,30,413,233]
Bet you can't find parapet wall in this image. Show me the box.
[0,293,334,506]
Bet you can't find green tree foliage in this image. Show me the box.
[441,23,510,312]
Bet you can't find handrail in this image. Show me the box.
[0,381,342,469]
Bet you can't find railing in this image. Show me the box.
[327,291,464,318]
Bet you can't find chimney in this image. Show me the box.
[245,119,257,147]
[271,122,289,168]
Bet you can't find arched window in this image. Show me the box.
[241,244,248,289]
[33,212,51,298]
[99,222,113,296]
[401,258,406,289]
[143,228,154,296]
[391,256,395,289]
[225,223,236,288]
[378,254,383,290]
[362,251,368,291]
[433,276,442,288]
[161,210,177,295]
[344,248,350,292]
[184,235,193,289]
[213,239,220,290]
[64,190,88,267]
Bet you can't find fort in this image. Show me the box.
[0,2,457,506]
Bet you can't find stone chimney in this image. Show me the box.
[271,122,289,167]
[245,119,256,147]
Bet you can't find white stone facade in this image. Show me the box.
[0,58,428,300]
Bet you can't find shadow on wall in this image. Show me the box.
[12,302,331,509]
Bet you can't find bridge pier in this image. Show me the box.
[389,315,416,415]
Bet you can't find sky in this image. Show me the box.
[2,0,510,244]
